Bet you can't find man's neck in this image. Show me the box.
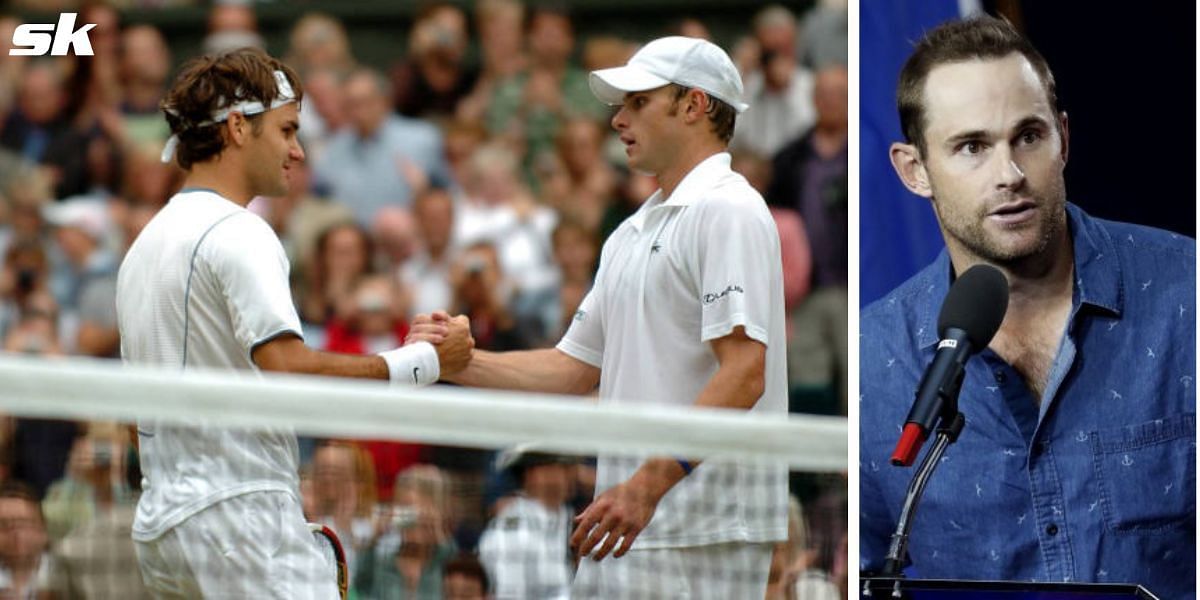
[184,160,251,206]
[657,140,726,199]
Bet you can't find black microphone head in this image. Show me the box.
[937,264,1009,351]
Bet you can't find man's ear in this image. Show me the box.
[225,112,248,147]
[684,89,708,124]
[889,142,933,198]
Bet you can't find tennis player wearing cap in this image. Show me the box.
[437,36,788,597]
[117,48,473,598]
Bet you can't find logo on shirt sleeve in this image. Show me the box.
[702,285,745,305]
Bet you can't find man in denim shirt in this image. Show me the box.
[859,17,1195,598]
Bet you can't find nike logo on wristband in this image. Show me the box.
[413,367,420,384]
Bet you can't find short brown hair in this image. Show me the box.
[897,16,1058,155]
[669,84,737,144]
[161,47,303,169]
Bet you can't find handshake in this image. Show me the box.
[403,311,475,377]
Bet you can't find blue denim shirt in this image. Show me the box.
[860,204,1196,598]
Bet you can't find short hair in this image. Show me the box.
[0,480,44,525]
[897,15,1058,156]
[161,47,303,169]
[443,552,490,590]
[669,84,737,145]
[525,2,572,34]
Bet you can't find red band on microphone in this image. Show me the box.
[891,422,928,467]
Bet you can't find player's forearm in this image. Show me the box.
[443,348,598,395]
[632,352,765,490]
[253,336,389,380]
[691,354,765,411]
[306,350,391,379]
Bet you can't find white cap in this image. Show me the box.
[42,198,109,240]
[589,36,749,113]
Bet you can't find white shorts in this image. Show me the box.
[571,542,773,600]
[134,491,339,600]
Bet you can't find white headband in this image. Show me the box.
[161,70,297,164]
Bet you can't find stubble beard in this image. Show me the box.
[931,174,1068,268]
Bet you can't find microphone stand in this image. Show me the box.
[879,368,968,581]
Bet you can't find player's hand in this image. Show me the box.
[571,477,661,561]
[435,314,474,375]
[405,311,451,345]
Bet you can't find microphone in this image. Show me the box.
[890,264,1008,466]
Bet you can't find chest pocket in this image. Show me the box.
[1091,412,1195,533]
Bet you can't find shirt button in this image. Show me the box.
[1046,523,1059,536]
[993,369,1007,384]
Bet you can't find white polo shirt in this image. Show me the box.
[557,152,788,548]
[117,189,305,541]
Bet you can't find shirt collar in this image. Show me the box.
[916,203,1123,349]
[628,152,732,230]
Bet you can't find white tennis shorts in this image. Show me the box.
[134,490,339,599]
[571,541,773,599]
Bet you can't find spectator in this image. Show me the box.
[305,441,377,575]
[450,242,524,352]
[767,65,848,413]
[203,0,264,53]
[296,67,348,166]
[4,293,80,503]
[117,24,173,153]
[667,17,712,40]
[0,240,52,342]
[3,290,61,358]
[401,187,457,319]
[0,61,78,192]
[549,118,616,233]
[356,465,457,600]
[579,36,636,72]
[477,448,576,600]
[548,219,597,340]
[40,424,135,540]
[372,206,420,275]
[443,553,492,600]
[314,68,449,224]
[456,144,557,318]
[75,201,158,358]
[42,199,117,323]
[457,0,527,125]
[298,222,374,344]
[120,145,181,207]
[392,3,479,122]
[442,119,488,191]
[484,4,607,177]
[765,495,839,600]
[731,5,816,158]
[324,274,411,356]
[0,16,26,120]
[0,481,60,598]
[285,12,355,76]
[800,0,849,69]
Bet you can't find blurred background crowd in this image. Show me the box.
[0,0,847,598]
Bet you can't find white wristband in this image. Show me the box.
[378,342,440,386]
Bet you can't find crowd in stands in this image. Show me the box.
[0,1,847,598]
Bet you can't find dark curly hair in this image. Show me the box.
[161,47,303,169]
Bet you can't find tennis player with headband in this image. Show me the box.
[116,47,474,598]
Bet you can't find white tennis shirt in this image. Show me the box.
[117,189,306,541]
[557,153,788,547]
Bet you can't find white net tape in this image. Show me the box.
[0,353,846,471]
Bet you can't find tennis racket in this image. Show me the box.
[309,523,349,600]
